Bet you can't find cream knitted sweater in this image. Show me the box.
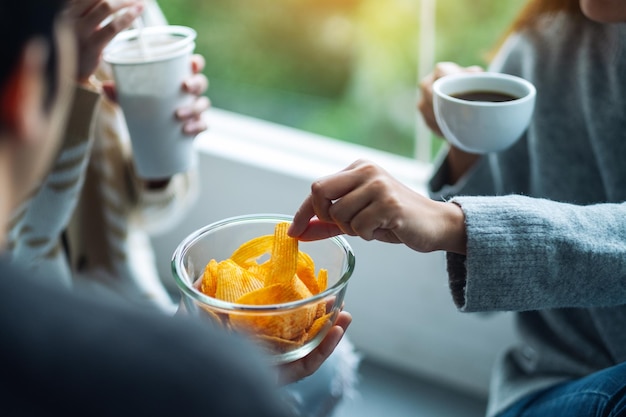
[7,2,197,313]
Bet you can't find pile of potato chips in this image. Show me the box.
[195,222,333,354]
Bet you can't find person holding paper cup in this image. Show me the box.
[290,1,626,416]
[6,1,359,415]
[6,0,209,314]
[0,1,300,415]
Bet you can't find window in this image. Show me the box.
[160,0,525,162]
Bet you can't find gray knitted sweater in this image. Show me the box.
[429,13,626,417]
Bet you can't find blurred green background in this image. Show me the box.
[159,0,526,159]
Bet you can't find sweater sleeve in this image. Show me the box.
[449,195,626,312]
[64,84,101,148]
[428,144,498,309]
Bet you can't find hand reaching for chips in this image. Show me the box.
[194,222,333,355]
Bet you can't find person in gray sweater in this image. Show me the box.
[288,0,626,416]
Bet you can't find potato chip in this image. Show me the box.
[306,312,333,342]
[294,276,313,300]
[200,259,218,297]
[230,234,273,267]
[231,305,315,340]
[233,283,316,339]
[215,259,263,303]
[297,251,319,294]
[247,259,271,283]
[265,222,299,287]
[236,283,303,305]
[198,221,335,353]
[317,268,328,293]
[315,300,327,319]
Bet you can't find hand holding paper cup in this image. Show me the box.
[433,72,536,154]
[104,25,198,179]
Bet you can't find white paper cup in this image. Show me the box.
[104,25,198,179]
[433,72,536,154]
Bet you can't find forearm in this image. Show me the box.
[429,147,495,203]
[445,147,481,185]
[435,200,468,255]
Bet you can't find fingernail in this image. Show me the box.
[183,121,204,135]
[176,108,192,119]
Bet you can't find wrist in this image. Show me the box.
[446,146,480,184]
[440,201,467,255]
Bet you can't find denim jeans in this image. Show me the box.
[497,362,626,417]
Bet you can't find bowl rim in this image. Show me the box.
[171,213,355,311]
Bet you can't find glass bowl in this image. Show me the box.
[171,214,355,364]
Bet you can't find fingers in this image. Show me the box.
[417,62,485,138]
[289,196,320,238]
[72,0,141,38]
[290,170,352,237]
[325,166,389,237]
[289,159,383,240]
[190,54,206,74]
[69,0,144,82]
[176,95,211,119]
[310,160,372,224]
[465,65,484,74]
[177,58,210,136]
[276,311,352,385]
[344,199,390,241]
[310,160,390,236]
[89,3,143,49]
[417,70,442,136]
[290,164,360,238]
[176,96,210,135]
[418,62,462,137]
[432,61,465,79]
[182,114,209,136]
[289,218,344,241]
[182,73,209,95]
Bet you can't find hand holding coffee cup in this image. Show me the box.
[432,72,536,154]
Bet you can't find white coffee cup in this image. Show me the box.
[104,25,197,179]
[432,72,536,154]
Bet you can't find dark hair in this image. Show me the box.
[0,1,68,110]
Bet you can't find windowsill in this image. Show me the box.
[197,107,434,191]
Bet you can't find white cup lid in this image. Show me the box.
[104,25,197,64]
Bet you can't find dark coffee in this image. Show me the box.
[451,90,518,102]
